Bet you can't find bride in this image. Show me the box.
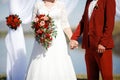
[25,0,77,80]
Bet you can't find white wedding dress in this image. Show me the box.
[26,1,77,80]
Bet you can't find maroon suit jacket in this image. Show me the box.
[71,0,116,49]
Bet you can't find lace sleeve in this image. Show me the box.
[32,2,38,21]
[60,3,70,29]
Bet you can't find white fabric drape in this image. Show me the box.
[9,0,37,23]
[5,26,27,80]
[5,0,36,80]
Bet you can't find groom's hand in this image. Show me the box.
[97,44,106,53]
[69,40,78,49]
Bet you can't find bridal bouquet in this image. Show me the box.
[31,14,57,50]
[6,14,22,30]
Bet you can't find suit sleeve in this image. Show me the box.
[71,16,84,41]
[99,0,116,47]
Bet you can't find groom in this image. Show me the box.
[70,0,116,80]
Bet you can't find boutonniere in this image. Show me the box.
[94,3,98,9]
[94,0,99,9]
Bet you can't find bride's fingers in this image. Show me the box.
[70,44,77,49]
[70,43,74,49]
[70,45,75,49]
[75,46,78,48]
[74,43,78,48]
[69,40,79,49]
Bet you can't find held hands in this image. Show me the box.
[69,40,79,49]
[97,44,106,53]
[70,40,106,52]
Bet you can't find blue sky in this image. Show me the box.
[0,0,9,21]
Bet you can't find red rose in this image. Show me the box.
[14,18,19,23]
[37,14,45,20]
[40,21,45,26]
[46,34,50,38]
[36,29,43,35]
[44,22,49,28]
[34,22,40,30]
[50,37,52,40]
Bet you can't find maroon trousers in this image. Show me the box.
[85,49,113,80]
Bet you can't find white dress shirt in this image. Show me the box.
[88,0,98,20]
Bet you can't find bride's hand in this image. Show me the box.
[69,40,78,49]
